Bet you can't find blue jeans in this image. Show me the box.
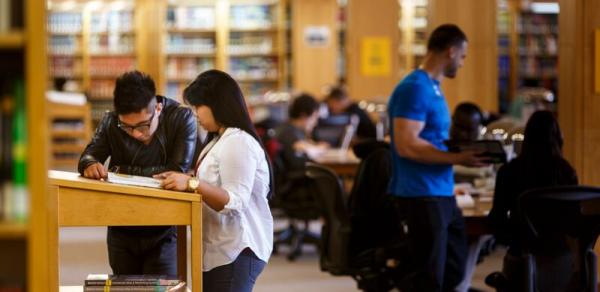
[107,226,178,275]
[203,248,266,292]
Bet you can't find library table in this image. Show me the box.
[48,170,202,292]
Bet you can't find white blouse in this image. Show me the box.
[196,127,273,271]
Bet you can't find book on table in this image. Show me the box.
[84,274,185,292]
[105,172,163,189]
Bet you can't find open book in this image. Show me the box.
[106,172,162,189]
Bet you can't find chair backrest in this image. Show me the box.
[347,145,404,257]
[517,186,600,292]
[305,162,352,275]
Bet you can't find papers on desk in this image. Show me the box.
[106,172,162,189]
[456,193,476,208]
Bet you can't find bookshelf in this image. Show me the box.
[48,101,92,171]
[497,0,513,113]
[47,6,85,91]
[515,9,558,100]
[229,0,283,102]
[164,1,217,100]
[47,0,137,125]
[398,0,428,77]
[0,0,48,291]
[159,0,287,104]
[87,2,137,122]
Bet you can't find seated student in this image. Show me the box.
[325,86,377,140]
[449,102,483,143]
[448,102,493,184]
[488,110,578,255]
[156,70,273,291]
[275,93,329,170]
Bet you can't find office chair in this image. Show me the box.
[486,186,600,292]
[271,145,320,261]
[306,161,410,291]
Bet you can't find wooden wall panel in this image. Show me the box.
[428,0,498,112]
[135,0,164,90]
[346,0,400,103]
[291,0,338,97]
[558,0,600,186]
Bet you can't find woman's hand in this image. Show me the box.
[154,171,191,191]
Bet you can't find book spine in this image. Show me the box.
[10,79,27,222]
[84,286,175,292]
[85,280,181,286]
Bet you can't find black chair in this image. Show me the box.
[306,161,410,291]
[486,186,600,292]
[271,147,320,261]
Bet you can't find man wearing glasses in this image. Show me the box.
[78,70,199,276]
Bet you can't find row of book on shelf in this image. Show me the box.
[0,78,28,222]
[84,274,186,292]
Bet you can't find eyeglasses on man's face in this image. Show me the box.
[117,110,156,134]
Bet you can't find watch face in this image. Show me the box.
[188,178,199,191]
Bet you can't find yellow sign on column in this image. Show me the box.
[595,29,600,94]
[360,37,391,77]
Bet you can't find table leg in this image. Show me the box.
[177,226,187,281]
[48,185,59,292]
[191,202,202,292]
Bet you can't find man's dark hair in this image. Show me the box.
[427,24,467,53]
[53,77,67,91]
[113,70,157,115]
[325,86,348,101]
[289,93,319,119]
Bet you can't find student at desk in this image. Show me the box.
[156,70,274,292]
[488,110,578,255]
[275,93,329,171]
[78,71,199,276]
[325,85,376,140]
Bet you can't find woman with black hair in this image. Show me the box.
[155,70,273,291]
[488,110,578,255]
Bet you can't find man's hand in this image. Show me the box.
[454,150,489,167]
[83,162,108,180]
[154,171,191,192]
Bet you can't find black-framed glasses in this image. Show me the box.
[118,111,156,134]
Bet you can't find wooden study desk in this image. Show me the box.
[312,150,360,178]
[48,170,202,292]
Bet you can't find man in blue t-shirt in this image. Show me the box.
[388,24,487,291]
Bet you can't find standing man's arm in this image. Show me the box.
[78,114,112,179]
[393,117,485,166]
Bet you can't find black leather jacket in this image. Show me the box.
[78,96,199,177]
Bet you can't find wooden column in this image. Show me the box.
[291,0,338,97]
[558,0,600,186]
[135,0,164,89]
[28,0,49,290]
[428,0,498,112]
[346,0,400,103]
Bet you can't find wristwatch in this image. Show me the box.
[187,177,200,193]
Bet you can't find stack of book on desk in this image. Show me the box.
[84,274,186,292]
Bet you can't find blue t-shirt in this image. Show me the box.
[387,69,453,197]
